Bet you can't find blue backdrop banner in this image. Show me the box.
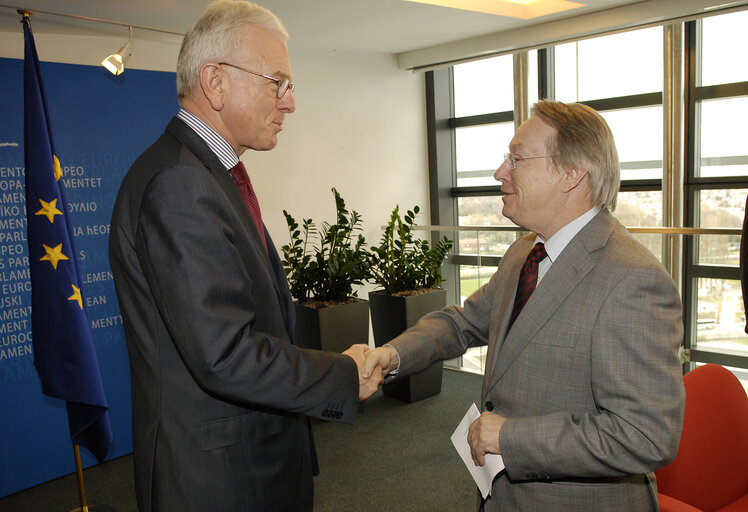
[0,55,177,497]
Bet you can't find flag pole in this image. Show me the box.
[69,444,114,512]
[72,444,90,512]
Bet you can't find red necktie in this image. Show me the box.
[229,161,267,252]
[510,242,547,326]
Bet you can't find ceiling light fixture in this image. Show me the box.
[402,0,585,20]
[101,25,132,76]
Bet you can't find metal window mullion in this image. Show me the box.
[539,47,554,101]
[682,19,699,353]
[513,52,530,128]
[426,68,460,308]
[664,23,685,291]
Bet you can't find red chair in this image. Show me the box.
[655,364,748,512]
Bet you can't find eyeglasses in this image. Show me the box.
[503,152,556,171]
[218,62,295,98]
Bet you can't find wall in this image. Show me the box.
[255,43,430,284]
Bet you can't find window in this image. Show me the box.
[454,56,514,117]
[697,96,748,178]
[555,28,665,251]
[554,28,663,102]
[685,10,748,369]
[455,123,513,187]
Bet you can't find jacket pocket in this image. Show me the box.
[198,411,283,451]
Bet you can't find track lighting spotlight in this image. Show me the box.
[101,25,132,76]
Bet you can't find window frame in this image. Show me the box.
[683,18,748,370]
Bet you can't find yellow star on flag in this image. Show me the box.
[35,198,63,223]
[40,242,70,270]
[68,284,84,309]
[53,154,62,181]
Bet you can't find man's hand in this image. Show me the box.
[362,345,399,380]
[467,411,506,466]
[342,344,383,401]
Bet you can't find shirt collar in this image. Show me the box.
[534,206,601,264]
[177,108,239,171]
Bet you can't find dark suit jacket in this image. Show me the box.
[109,117,359,512]
[389,209,685,512]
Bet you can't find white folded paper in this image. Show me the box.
[451,403,505,499]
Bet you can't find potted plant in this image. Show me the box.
[281,188,370,354]
[367,205,453,402]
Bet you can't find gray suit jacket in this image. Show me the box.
[109,117,358,512]
[389,209,685,512]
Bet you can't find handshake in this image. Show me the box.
[342,345,399,401]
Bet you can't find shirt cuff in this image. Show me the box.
[383,343,401,376]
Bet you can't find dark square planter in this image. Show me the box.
[294,299,369,411]
[369,289,446,403]
[293,299,369,354]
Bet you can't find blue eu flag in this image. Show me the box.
[23,15,112,463]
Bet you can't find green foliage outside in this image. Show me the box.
[459,277,482,299]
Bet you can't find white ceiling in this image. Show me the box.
[0,0,642,54]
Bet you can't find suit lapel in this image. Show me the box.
[484,210,616,396]
[481,236,532,399]
[166,117,294,333]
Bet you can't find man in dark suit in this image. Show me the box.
[364,101,685,511]
[109,2,381,511]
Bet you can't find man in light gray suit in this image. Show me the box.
[364,100,685,511]
[109,2,381,511]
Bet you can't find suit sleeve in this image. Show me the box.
[134,165,359,422]
[388,264,501,376]
[500,265,685,479]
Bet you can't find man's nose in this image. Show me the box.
[279,89,296,113]
[494,160,511,183]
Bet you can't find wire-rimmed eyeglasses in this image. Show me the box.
[503,152,556,171]
[219,62,295,98]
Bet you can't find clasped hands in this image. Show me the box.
[345,345,506,465]
[342,345,399,401]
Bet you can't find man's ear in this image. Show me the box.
[199,62,226,112]
[561,167,589,193]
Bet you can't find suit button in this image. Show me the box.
[335,411,342,419]
[485,401,494,411]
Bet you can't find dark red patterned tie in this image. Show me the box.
[229,161,267,252]
[510,242,547,326]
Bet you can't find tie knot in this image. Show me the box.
[229,161,250,186]
[528,242,547,264]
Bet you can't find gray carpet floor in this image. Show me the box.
[0,368,481,512]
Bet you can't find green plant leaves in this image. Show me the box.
[281,188,369,304]
[367,204,453,295]
[281,194,454,302]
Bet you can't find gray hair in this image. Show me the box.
[177,0,288,99]
[532,100,620,211]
